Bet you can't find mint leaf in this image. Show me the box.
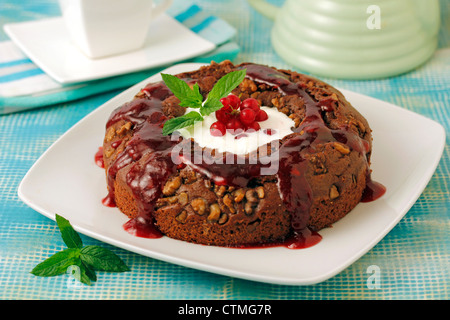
[162,111,203,135]
[72,260,97,285]
[184,83,202,108]
[56,214,83,249]
[205,69,246,101]
[80,245,130,272]
[80,260,97,283]
[30,248,80,277]
[200,98,223,116]
[66,261,97,286]
[202,69,246,116]
[161,68,246,133]
[31,215,130,285]
[161,73,203,108]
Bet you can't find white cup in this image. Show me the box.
[58,0,173,59]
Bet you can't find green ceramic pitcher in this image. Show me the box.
[248,0,440,79]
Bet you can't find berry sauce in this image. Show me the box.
[99,64,386,248]
[102,84,181,227]
[94,147,104,168]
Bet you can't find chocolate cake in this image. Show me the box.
[100,61,384,247]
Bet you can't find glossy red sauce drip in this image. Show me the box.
[230,228,322,249]
[101,194,116,208]
[98,63,385,249]
[283,228,323,249]
[94,147,104,168]
[123,216,163,239]
[361,178,386,202]
[95,146,116,207]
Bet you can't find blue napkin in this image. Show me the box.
[0,1,239,114]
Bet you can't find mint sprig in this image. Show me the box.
[160,73,203,108]
[161,69,246,135]
[31,214,130,285]
[162,110,203,136]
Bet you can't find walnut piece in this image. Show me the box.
[330,185,340,200]
[207,204,221,222]
[191,198,207,215]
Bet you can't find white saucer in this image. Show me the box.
[4,15,215,84]
[18,63,446,286]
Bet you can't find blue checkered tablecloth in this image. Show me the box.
[0,0,448,299]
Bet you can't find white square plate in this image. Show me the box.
[18,63,445,285]
[4,16,215,84]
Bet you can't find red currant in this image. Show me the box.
[226,118,244,135]
[239,108,256,126]
[210,121,226,136]
[211,95,267,136]
[263,128,276,135]
[220,94,241,110]
[227,94,241,110]
[220,96,230,108]
[240,98,260,112]
[255,109,268,121]
[245,121,260,132]
[215,106,232,123]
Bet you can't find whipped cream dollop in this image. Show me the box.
[177,107,295,155]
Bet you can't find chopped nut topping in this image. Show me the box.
[255,186,265,199]
[218,213,228,225]
[178,192,188,206]
[357,120,366,133]
[223,194,235,213]
[310,156,327,175]
[191,198,207,215]
[116,122,132,135]
[204,180,212,190]
[162,176,182,196]
[239,78,257,92]
[214,185,227,197]
[207,204,221,222]
[104,147,115,158]
[160,195,178,205]
[333,142,350,155]
[330,185,340,200]
[245,189,258,203]
[244,202,255,215]
[105,126,115,142]
[233,189,245,203]
[176,210,188,224]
